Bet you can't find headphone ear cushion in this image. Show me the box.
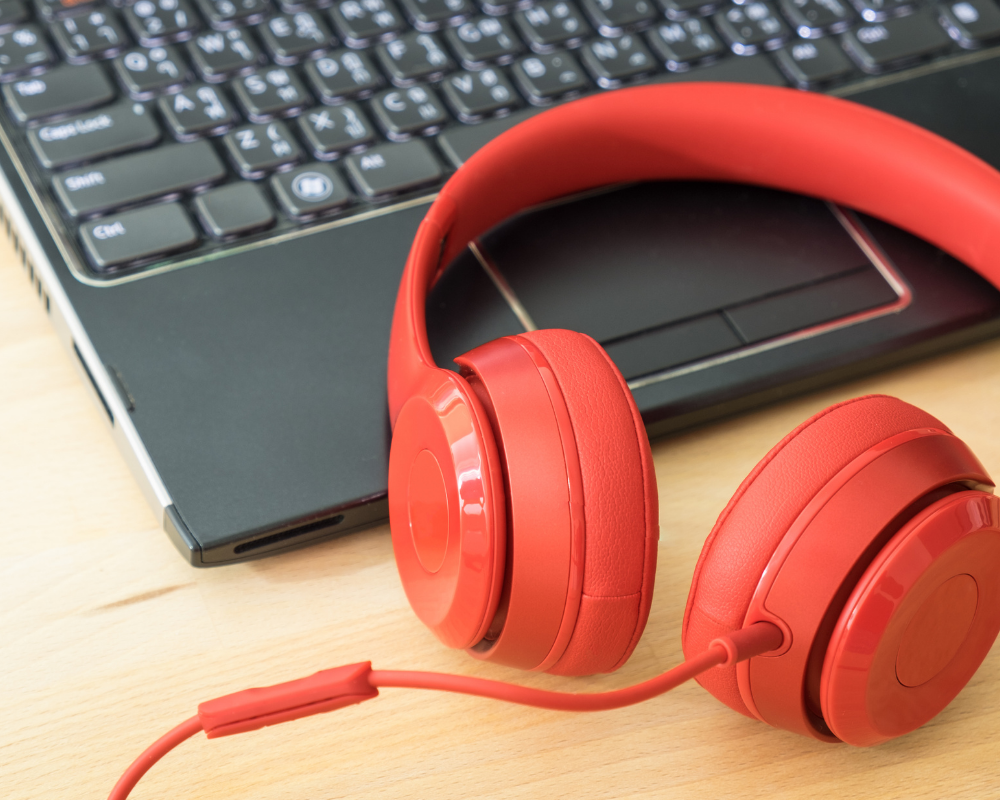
[682,395,948,716]
[518,329,658,675]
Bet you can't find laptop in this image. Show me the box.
[4,0,1000,565]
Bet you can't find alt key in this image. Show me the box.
[343,139,444,199]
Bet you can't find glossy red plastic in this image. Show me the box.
[387,368,506,649]
[683,395,948,718]
[821,491,1000,746]
[454,336,585,671]
[739,429,993,740]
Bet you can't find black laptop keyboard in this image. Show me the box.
[0,0,998,279]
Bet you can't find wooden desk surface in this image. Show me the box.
[2,238,999,800]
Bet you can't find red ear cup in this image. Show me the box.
[388,369,507,650]
[681,395,995,739]
[821,489,1000,745]
[455,329,658,675]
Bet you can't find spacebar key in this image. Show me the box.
[54,141,226,217]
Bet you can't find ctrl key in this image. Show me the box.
[80,203,199,271]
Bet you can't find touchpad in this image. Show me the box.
[427,181,898,382]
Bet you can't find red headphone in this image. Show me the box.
[385,82,1000,743]
[110,83,1000,798]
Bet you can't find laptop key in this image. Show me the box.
[580,0,656,35]
[444,16,523,67]
[376,31,454,85]
[343,138,443,197]
[80,201,199,269]
[842,10,952,72]
[514,0,592,52]
[113,45,191,99]
[304,49,383,101]
[188,27,263,81]
[657,0,721,18]
[53,9,130,63]
[222,120,304,177]
[0,1,31,31]
[774,37,855,86]
[511,50,588,103]
[580,34,656,86]
[54,140,227,216]
[780,0,854,37]
[158,83,237,139]
[847,0,913,22]
[270,162,353,217]
[258,11,334,64]
[714,2,791,54]
[328,0,407,46]
[192,181,276,238]
[440,66,520,121]
[298,102,375,157]
[33,0,97,21]
[194,0,271,29]
[649,48,788,82]
[646,18,724,67]
[123,0,201,47]
[939,0,1000,47]
[370,83,448,139]
[232,66,312,121]
[28,100,161,168]
[436,106,539,166]
[3,63,116,123]
[397,0,472,30]
[0,24,54,81]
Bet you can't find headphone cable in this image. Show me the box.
[108,622,781,800]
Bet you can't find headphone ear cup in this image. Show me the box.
[388,370,507,650]
[514,330,658,676]
[456,329,658,676]
[681,395,950,717]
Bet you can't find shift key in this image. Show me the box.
[54,141,226,217]
[80,203,200,270]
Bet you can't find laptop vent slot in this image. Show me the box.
[234,514,346,554]
[0,198,50,314]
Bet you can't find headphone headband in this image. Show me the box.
[388,82,1000,422]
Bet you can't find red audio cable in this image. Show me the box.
[107,623,780,799]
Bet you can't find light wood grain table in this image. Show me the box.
[2,234,999,800]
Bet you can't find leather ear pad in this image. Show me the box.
[681,395,949,716]
[518,330,659,675]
